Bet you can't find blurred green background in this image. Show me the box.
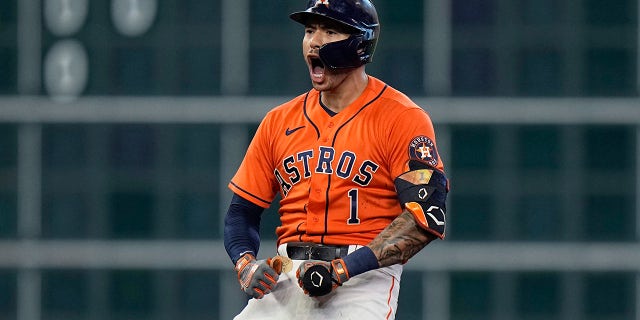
[0,0,639,319]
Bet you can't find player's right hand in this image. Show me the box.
[235,253,280,299]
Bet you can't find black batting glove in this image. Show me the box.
[296,258,350,297]
[235,253,280,299]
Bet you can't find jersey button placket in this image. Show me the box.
[323,122,334,143]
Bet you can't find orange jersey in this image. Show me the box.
[229,76,445,247]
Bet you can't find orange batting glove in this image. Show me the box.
[296,258,350,297]
[235,253,280,299]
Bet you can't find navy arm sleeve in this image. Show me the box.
[223,193,265,265]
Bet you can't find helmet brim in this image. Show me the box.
[289,11,361,34]
[289,11,312,25]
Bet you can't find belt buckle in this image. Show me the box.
[305,246,314,259]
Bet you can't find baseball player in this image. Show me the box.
[223,0,449,319]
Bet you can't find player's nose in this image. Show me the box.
[307,32,324,50]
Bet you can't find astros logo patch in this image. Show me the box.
[408,136,438,167]
[314,0,330,7]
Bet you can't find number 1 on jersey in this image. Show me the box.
[347,188,360,224]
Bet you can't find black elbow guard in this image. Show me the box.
[394,160,449,239]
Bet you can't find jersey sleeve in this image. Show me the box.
[229,113,279,208]
[386,106,445,180]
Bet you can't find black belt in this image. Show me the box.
[286,243,350,261]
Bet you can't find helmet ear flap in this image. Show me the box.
[356,38,376,64]
[319,35,369,69]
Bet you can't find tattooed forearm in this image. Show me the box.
[367,210,437,267]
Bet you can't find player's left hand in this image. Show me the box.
[296,259,350,296]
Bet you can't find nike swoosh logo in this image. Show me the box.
[285,126,305,136]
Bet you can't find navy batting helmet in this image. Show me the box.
[290,0,380,69]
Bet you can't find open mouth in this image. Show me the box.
[309,57,325,78]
